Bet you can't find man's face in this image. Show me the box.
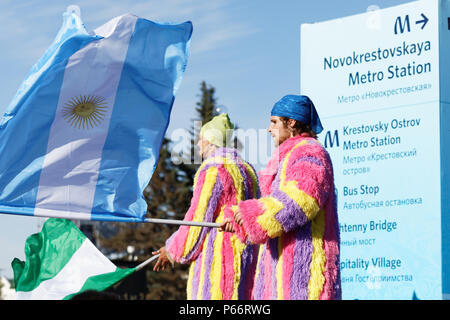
[268,116,292,147]
[196,135,212,159]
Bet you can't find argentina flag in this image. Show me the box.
[0,10,192,222]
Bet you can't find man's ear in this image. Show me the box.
[287,118,296,129]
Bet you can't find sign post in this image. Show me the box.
[301,0,450,299]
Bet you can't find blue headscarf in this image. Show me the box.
[271,95,323,134]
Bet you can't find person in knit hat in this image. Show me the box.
[221,95,341,300]
[152,113,260,300]
[198,113,234,153]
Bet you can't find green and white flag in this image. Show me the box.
[12,218,135,300]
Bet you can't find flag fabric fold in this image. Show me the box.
[0,11,192,222]
[12,218,135,300]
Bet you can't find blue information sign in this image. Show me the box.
[301,0,450,299]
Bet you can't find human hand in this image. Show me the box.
[152,247,172,272]
[219,218,235,233]
[233,208,243,226]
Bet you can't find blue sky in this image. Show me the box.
[0,0,412,279]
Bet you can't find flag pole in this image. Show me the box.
[135,254,160,271]
[107,254,160,291]
[0,212,221,228]
[144,217,220,228]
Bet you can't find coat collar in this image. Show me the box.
[264,134,313,172]
[258,134,315,195]
[209,147,240,159]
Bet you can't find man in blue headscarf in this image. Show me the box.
[268,94,323,146]
[221,94,341,300]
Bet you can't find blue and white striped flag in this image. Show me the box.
[0,11,192,222]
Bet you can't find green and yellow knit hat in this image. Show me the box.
[200,113,234,147]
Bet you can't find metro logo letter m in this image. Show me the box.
[323,130,339,149]
[394,15,410,34]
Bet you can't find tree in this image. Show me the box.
[185,81,219,167]
[188,81,242,161]
[196,81,218,123]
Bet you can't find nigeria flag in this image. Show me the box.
[12,218,135,300]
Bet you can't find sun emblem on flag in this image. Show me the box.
[62,95,108,129]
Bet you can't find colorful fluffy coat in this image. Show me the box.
[228,134,341,300]
[165,148,260,300]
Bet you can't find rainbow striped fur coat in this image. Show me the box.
[165,147,260,300]
[228,134,341,300]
